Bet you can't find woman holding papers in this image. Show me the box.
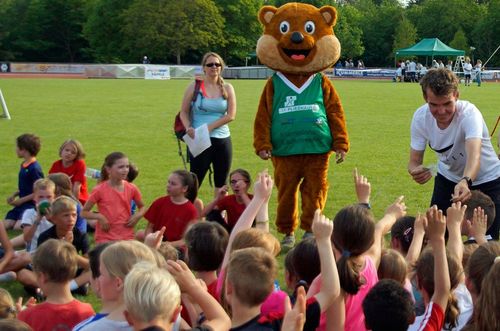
[179,52,236,196]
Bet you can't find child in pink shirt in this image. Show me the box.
[82,152,145,243]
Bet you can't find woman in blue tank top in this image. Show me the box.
[179,52,236,197]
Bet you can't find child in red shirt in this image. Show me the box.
[143,170,198,247]
[49,139,88,205]
[203,169,253,232]
[17,239,94,331]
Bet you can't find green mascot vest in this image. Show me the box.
[271,72,332,156]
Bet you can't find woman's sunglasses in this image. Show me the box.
[205,62,222,68]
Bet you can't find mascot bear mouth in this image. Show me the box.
[282,48,311,61]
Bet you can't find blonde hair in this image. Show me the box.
[158,242,178,262]
[201,52,228,99]
[231,228,281,256]
[124,262,180,324]
[33,178,55,194]
[378,249,407,285]
[50,196,77,217]
[101,241,157,280]
[0,289,16,319]
[59,139,85,160]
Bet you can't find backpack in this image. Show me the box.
[173,79,202,140]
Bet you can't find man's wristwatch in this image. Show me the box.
[461,176,473,188]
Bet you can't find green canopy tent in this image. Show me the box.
[395,38,465,66]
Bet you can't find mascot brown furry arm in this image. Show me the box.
[253,2,349,248]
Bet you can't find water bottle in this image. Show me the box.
[85,168,101,179]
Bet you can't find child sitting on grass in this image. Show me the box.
[17,239,94,331]
[74,240,158,330]
[3,133,44,231]
[123,260,230,331]
[37,196,90,295]
[48,139,88,205]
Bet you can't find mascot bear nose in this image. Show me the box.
[290,32,304,44]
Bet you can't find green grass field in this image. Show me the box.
[1,77,499,307]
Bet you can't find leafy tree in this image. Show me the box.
[4,0,90,62]
[335,5,364,61]
[407,0,482,44]
[213,0,264,66]
[449,28,469,55]
[355,0,404,66]
[392,15,417,54]
[470,0,500,66]
[121,0,224,64]
[83,0,134,63]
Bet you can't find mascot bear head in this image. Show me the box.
[256,2,341,75]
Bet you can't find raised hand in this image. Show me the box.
[312,209,333,241]
[385,196,407,220]
[425,205,446,244]
[353,168,370,204]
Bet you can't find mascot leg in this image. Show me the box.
[299,153,331,233]
[272,156,301,236]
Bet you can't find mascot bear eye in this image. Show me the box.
[304,21,315,34]
[279,21,290,34]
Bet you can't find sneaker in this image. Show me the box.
[72,283,90,296]
[302,231,314,240]
[0,271,16,282]
[280,234,296,253]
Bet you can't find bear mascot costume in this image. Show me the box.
[254,2,349,249]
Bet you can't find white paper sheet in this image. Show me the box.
[183,124,211,157]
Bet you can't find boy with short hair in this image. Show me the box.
[37,196,90,294]
[124,260,230,331]
[17,239,94,331]
[226,247,280,330]
[462,190,496,244]
[3,133,44,230]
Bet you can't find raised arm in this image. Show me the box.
[311,209,340,312]
[405,213,426,270]
[367,196,407,267]
[426,206,450,311]
[220,171,273,270]
[446,201,467,264]
[167,260,230,331]
[353,168,370,205]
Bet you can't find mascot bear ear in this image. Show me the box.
[320,6,337,27]
[258,5,277,25]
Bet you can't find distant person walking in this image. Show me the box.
[474,59,482,87]
[463,57,473,86]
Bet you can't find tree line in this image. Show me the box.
[0,0,498,67]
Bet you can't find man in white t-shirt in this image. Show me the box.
[408,68,500,240]
[463,58,473,86]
